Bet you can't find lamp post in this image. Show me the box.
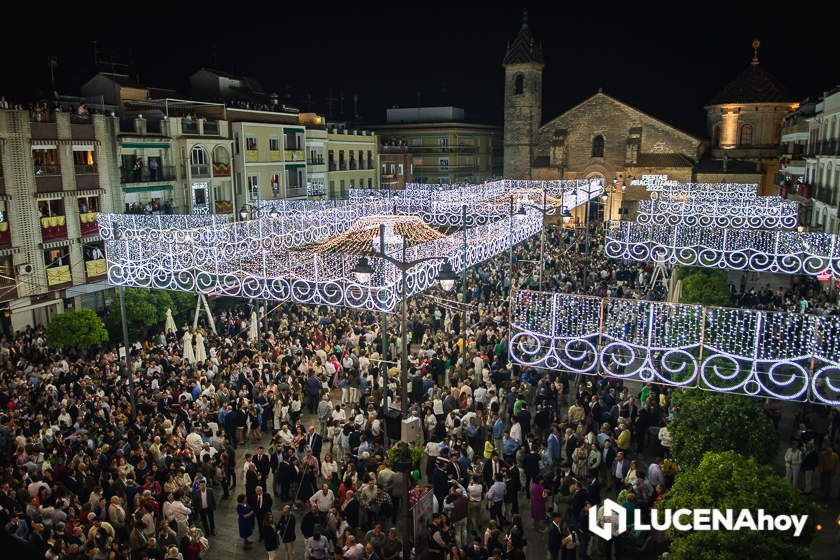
[461,203,469,385]
[352,232,456,560]
[239,203,279,345]
[113,225,136,419]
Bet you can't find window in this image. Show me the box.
[368,178,372,188]
[439,158,449,170]
[592,135,605,158]
[191,146,208,165]
[269,137,280,151]
[32,147,59,175]
[78,196,99,213]
[246,136,258,151]
[73,149,96,173]
[712,124,721,147]
[247,174,259,201]
[514,74,524,95]
[398,164,404,176]
[438,137,448,147]
[739,124,753,146]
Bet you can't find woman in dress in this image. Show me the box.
[236,494,255,549]
[530,475,547,532]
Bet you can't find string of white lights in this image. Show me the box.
[636,198,799,230]
[508,289,840,405]
[604,221,840,277]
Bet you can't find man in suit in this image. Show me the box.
[611,451,630,494]
[253,446,271,489]
[600,439,617,488]
[547,511,563,560]
[307,426,323,461]
[190,479,216,536]
[245,462,260,504]
[250,486,273,541]
[587,473,602,505]
[275,449,295,502]
[483,452,504,488]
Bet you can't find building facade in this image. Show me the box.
[372,107,501,185]
[0,108,120,332]
[229,111,307,203]
[301,113,327,197]
[814,89,840,233]
[379,143,412,190]
[703,42,798,195]
[326,126,378,198]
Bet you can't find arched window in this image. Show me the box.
[191,146,208,165]
[712,124,721,147]
[513,74,524,95]
[592,135,605,158]
[739,124,753,146]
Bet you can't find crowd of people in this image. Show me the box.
[0,222,838,560]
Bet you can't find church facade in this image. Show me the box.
[503,14,796,216]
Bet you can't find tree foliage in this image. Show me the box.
[46,308,109,350]
[670,390,777,468]
[661,451,817,560]
[106,288,196,342]
[680,268,731,307]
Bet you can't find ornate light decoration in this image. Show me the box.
[508,289,840,405]
[636,198,799,230]
[604,222,839,277]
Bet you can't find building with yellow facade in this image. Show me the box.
[326,125,378,198]
[372,107,502,184]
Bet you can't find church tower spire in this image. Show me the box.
[503,9,544,179]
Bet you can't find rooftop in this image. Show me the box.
[707,40,793,105]
[502,9,544,66]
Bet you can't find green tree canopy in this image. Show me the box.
[662,451,817,560]
[106,288,196,342]
[680,268,731,307]
[670,390,777,467]
[46,308,109,350]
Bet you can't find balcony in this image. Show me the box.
[381,145,408,153]
[795,183,813,199]
[120,165,176,184]
[212,162,231,177]
[349,160,358,170]
[35,164,61,176]
[413,164,475,172]
[190,164,211,178]
[40,216,68,241]
[203,121,220,135]
[0,221,10,246]
[284,150,305,162]
[182,120,199,134]
[85,259,107,278]
[46,265,71,287]
[246,150,259,163]
[329,161,337,171]
[286,187,307,198]
[367,159,373,170]
[79,212,99,236]
[0,274,16,302]
[74,164,97,175]
[814,187,834,205]
[339,161,347,171]
[308,157,325,166]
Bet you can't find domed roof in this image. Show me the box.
[707,41,793,105]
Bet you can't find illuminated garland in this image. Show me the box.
[604,222,840,277]
[508,289,840,404]
[636,198,799,230]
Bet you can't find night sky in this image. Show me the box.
[1,2,837,137]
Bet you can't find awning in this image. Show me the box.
[123,184,174,193]
[32,143,57,149]
[64,280,111,297]
[286,163,306,169]
[72,144,95,151]
[30,139,101,146]
[120,142,171,149]
[283,127,303,134]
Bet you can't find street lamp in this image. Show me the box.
[352,235,455,560]
[113,225,137,419]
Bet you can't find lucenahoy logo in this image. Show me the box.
[589,499,808,541]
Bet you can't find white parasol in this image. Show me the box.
[194,331,207,364]
[164,308,177,335]
[248,311,259,343]
[182,330,195,363]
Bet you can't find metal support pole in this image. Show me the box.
[461,204,469,384]
[119,286,136,419]
[399,246,411,560]
[539,190,546,291]
[508,195,514,297]
[379,225,389,446]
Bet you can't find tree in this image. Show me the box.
[106,288,180,342]
[680,268,731,307]
[661,451,816,560]
[670,390,777,468]
[46,308,109,350]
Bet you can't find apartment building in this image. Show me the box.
[326,125,378,198]
[0,107,120,332]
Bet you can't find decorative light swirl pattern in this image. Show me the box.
[509,289,840,404]
[636,198,799,230]
[604,221,840,277]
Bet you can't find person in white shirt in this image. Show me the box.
[309,484,335,513]
[510,418,523,446]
